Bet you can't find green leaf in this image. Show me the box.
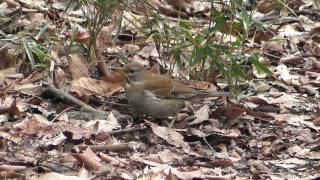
[173,48,182,66]
[190,46,206,67]
[250,55,272,74]
[238,8,252,38]
[210,12,227,32]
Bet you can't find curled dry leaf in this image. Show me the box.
[72,147,103,171]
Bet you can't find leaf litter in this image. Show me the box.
[0,0,319,179]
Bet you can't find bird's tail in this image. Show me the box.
[193,90,232,97]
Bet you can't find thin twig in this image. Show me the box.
[109,125,147,135]
[51,107,75,122]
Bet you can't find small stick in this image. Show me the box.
[42,83,107,114]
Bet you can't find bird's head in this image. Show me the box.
[119,62,146,86]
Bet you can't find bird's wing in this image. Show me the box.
[143,73,195,99]
[143,73,174,98]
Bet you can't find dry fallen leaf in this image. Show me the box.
[13,113,53,137]
[147,121,191,153]
[72,147,103,171]
[188,105,209,125]
[69,53,90,79]
[313,117,320,126]
[71,77,122,97]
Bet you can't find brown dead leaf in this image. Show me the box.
[18,71,44,84]
[74,31,91,45]
[53,122,91,140]
[25,13,46,26]
[101,71,124,86]
[279,55,305,66]
[138,42,159,58]
[246,96,269,105]
[313,117,320,126]
[19,0,45,9]
[13,113,52,137]
[54,67,67,88]
[213,105,246,128]
[278,24,304,37]
[265,41,284,53]
[188,105,209,125]
[164,169,204,180]
[38,168,90,180]
[122,44,140,54]
[3,0,21,8]
[257,0,280,13]
[0,48,16,69]
[310,26,320,35]
[312,62,320,70]
[38,173,84,180]
[69,53,90,79]
[253,30,274,44]
[143,149,177,164]
[85,112,120,135]
[72,147,102,171]
[0,67,18,84]
[0,130,22,144]
[148,121,191,153]
[99,152,129,167]
[209,159,234,168]
[0,99,21,117]
[166,170,179,180]
[71,77,122,97]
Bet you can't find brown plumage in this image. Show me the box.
[120,62,230,118]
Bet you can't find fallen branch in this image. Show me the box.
[78,143,136,152]
[42,83,107,114]
[109,125,147,136]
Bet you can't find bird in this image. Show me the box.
[119,62,231,119]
